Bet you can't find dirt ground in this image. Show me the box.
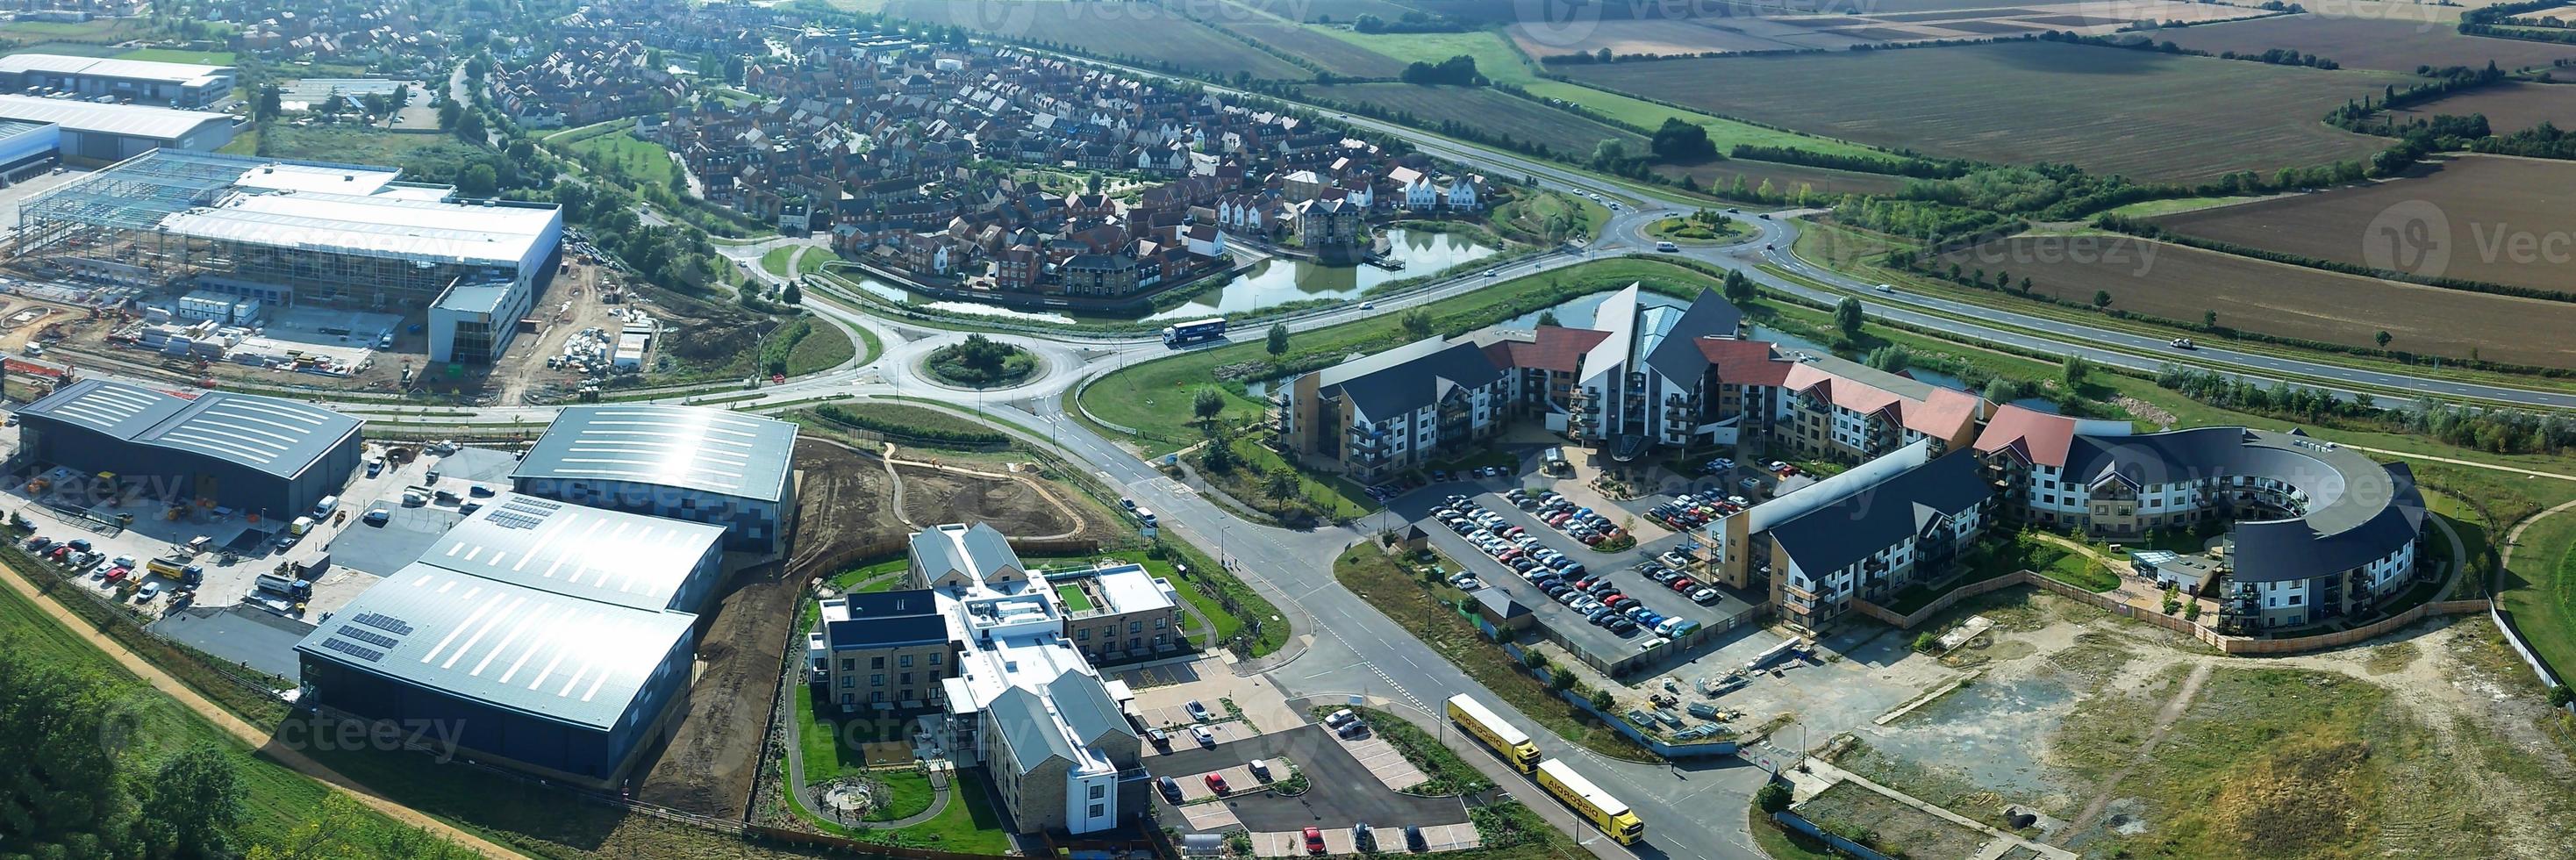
[627,437,1127,816]
[1816,588,2576,859]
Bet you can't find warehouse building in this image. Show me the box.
[512,405,798,553]
[0,54,237,107]
[294,492,728,786]
[11,150,562,362]
[0,119,60,177]
[0,94,233,162]
[426,277,529,364]
[15,378,362,518]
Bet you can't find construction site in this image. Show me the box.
[0,151,758,402]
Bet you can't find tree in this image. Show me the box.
[143,744,247,858]
[1722,269,1756,305]
[1197,427,1238,472]
[2018,276,2032,294]
[781,282,803,305]
[455,163,498,197]
[1536,310,1561,327]
[1756,781,1793,814]
[437,99,462,131]
[2376,330,2394,349]
[2092,289,2113,309]
[1591,138,1629,168]
[1192,388,1226,426]
[1263,471,1299,501]
[255,83,283,119]
[1401,307,1434,340]
[1266,322,1291,356]
[2063,354,2092,390]
[1588,688,1615,712]
[2203,309,2220,329]
[1835,297,1864,338]
[454,109,486,146]
[1649,118,1716,162]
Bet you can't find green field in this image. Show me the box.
[1560,41,2406,183]
[258,125,463,166]
[1302,83,1641,161]
[2500,505,2576,689]
[882,0,1308,81]
[1316,27,1537,85]
[762,246,799,278]
[117,47,237,64]
[1520,79,1884,160]
[0,18,156,39]
[1492,190,1610,245]
[0,566,441,856]
[567,129,678,188]
[1211,19,1411,78]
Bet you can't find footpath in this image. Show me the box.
[0,562,525,858]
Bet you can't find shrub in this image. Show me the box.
[1756,781,1792,814]
[809,405,1005,447]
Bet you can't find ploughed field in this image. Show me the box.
[1935,233,2576,368]
[1557,40,2403,183]
[2148,155,2576,300]
[2379,81,2576,133]
[2149,14,2576,73]
[1296,82,1646,157]
[881,0,1308,80]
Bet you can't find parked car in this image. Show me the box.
[1186,700,1212,721]
[1406,825,1428,852]
[1204,773,1229,794]
[1158,776,1183,802]
[1322,708,1357,728]
[1306,828,1327,855]
[1637,636,1671,651]
[1191,726,1217,747]
[1691,587,1721,604]
[135,583,160,602]
[1148,727,1171,750]
[1249,759,1272,781]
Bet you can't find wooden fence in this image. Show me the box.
[1854,570,2489,656]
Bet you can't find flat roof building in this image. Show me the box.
[0,94,233,161]
[512,405,798,553]
[417,491,729,613]
[0,54,236,108]
[16,378,361,518]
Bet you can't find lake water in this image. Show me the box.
[846,228,1499,326]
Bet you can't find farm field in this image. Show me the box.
[1506,1,2268,58]
[1517,79,1885,159]
[1209,19,1409,77]
[880,0,1308,81]
[1222,0,1420,23]
[1317,27,1539,84]
[1661,157,1913,201]
[2152,13,2576,72]
[2150,154,2576,297]
[1935,233,2576,367]
[1299,82,1643,159]
[2381,80,2576,132]
[1559,40,2406,183]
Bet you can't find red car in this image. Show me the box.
[1304,827,1326,855]
[104,566,130,583]
[1205,773,1229,794]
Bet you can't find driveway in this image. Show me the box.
[1147,725,1469,833]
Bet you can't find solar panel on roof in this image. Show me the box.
[319,638,385,663]
[501,497,562,515]
[351,612,414,635]
[486,511,546,530]
[336,626,400,649]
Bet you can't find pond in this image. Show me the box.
[843,228,1499,326]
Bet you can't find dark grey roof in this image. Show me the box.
[513,405,797,502]
[826,588,948,649]
[418,493,726,613]
[911,522,1020,584]
[987,684,1075,773]
[2064,427,2423,583]
[1048,670,1134,747]
[1319,340,1505,424]
[1639,289,1742,383]
[293,561,698,731]
[1768,451,1990,576]
[22,379,360,481]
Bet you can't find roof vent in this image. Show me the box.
[343,173,353,181]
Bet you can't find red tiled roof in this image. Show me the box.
[1697,337,1790,386]
[1907,387,1985,441]
[1495,326,1611,374]
[1972,404,2079,468]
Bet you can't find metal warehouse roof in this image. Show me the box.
[514,405,798,502]
[160,189,561,267]
[417,493,726,613]
[20,379,359,481]
[0,94,231,140]
[0,54,234,86]
[294,562,697,731]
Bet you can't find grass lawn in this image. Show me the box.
[2500,504,2576,686]
[1492,190,1610,244]
[1026,547,1287,656]
[0,563,461,855]
[1334,545,1658,760]
[1055,584,1095,613]
[1192,433,1376,523]
[798,247,832,276]
[258,125,463,165]
[1316,27,1537,85]
[862,768,937,821]
[762,246,798,278]
[869,769,1011,853]
[218,125,258,155]
[793,680,877,784]
[1646,215,1749,245]
[2098,194,2272,219]
[784,319,858,375]
[565,129,677,188]
[1077,257,1721,456]
[1749,799,1844,860]
[117,47,237,64]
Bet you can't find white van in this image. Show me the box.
[1655,240,1678,252]
[312,495,340,518]
[1134,507,1158,527]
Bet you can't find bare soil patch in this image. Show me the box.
[2381,81,2576,133]
[2154,14,2576,73]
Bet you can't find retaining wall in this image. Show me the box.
[1852,570,2487,656]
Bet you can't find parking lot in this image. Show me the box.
[1144,724,1471,835]
[1400,484,1764,677]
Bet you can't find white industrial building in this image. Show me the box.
[0,94,234,162]
[0,54,236,107]
[511,405,798,553]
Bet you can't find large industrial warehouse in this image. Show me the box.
[11,150,562,362]
[512,405,798,553]
[295,492,728,786]
[0,94,234,162]
[0,54,237,107]
[14,377,363,518]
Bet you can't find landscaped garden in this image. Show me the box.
[925,334,1037,387]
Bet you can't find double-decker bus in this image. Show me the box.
[1444,694,1539,772]
[1161,317,1227,347]
[1534,759,1645,845]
